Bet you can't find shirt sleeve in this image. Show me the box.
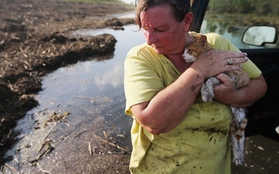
[124,47,164,116]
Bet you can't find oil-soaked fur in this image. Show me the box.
[183,33,249,165]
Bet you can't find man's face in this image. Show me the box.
[140,5,189,55]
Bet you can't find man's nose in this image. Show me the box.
[145,31,157,45]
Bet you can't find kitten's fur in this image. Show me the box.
[183,33,249,165]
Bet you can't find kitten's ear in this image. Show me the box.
[201,35,207,43]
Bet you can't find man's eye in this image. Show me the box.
[155,29,165,32]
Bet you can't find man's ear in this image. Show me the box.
[183,12,193,32]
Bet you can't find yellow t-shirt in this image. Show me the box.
[124,33,261,174]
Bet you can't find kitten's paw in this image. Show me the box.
[201,83,214,102]
[201,77,220,102]
[231,133,245,165]
[233,148,244,165]
[233,157,244,166]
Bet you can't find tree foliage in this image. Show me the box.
[208,0,279,15]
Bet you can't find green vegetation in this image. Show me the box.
[207,0,279,15]
[51,0,134,10]
[57,0,129,5]
[203,0,279,40]
[205,0,279,27]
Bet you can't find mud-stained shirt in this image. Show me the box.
[124,33,261,174]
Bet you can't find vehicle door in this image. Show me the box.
[191,0,279,138]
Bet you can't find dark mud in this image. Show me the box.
[0,0,134,167]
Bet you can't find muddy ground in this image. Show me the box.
[0,0,135,168]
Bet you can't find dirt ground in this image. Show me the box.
[0,0,134,167]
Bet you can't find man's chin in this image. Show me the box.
[152,46,162,54]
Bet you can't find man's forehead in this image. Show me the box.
[140,8,177,28]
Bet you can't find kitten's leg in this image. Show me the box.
[234,117,248,140]
[201,77,220,102]
[230,114,241,165]
[231,107,246,123]
[231,133,245,165]
[231,107,247,165]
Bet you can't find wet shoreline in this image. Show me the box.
[0,0,134,166]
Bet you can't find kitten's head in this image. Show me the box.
[183,35,210,63]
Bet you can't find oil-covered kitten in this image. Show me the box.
[183,33,249,165]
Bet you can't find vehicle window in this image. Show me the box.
[200,0,279,49]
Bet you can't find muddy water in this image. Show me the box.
[3,13,144,173]
[121,0,134,5]
[3,13,279,174]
